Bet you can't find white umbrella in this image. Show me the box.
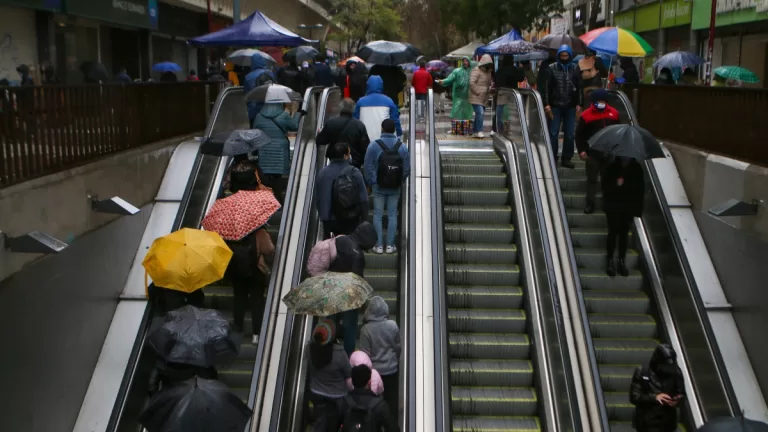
[228,49,276,67]
[245,83,302,103]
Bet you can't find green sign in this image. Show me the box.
[616,10,635,30]
[661,0,692,27]
[65,0,157,29]
[0,0,61,10]
[635,2,661,32]
[692,0,768,29]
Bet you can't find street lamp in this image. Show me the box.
[297,23,324,42]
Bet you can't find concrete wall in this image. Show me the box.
[0,133,197,283]
[664,141,768,396]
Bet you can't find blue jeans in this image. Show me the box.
[496,105,506,135]
[548,106,576,161]
[472,104,485,133]
[372,186,400,247]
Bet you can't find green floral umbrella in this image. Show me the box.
[282,272,374,316]
[713,66,760,83]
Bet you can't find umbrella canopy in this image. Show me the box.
[652,51,704,69]
[148,305,240,368]
[153,62,182,73]
[199,129,272,157]
[573,52,615,66]
[80,61,109,82]
[142,228,232,293]
[357,40,422,66]
[714,65,760,83]
[139,377,252,432]
[580,27,653,57]
[283,46,319,64]
[534,33,588,54]
[189,10,311,47]
[282,272,374,316]
[698,417,768,432]
[427,60,449,70]
[477,30,536,55]
[202,190,281,241]
[514,51,550,61]
[588,124,665,160]
[228,49,276,67]
[445,41,485,59]
[245,83,302,103]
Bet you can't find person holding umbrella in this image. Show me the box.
[244,54,277,124]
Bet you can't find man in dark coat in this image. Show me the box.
[347,61,368,102]
[316,98,370,169]
[315,141,369,239]
[575,89,620,214]
[494,56,525,134]
[630,344,685,432]
[541,45,583,168]
[312,56,335,87]
[601,155,645,276]
[343,365,399,432]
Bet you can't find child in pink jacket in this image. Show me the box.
[346,350,384,395]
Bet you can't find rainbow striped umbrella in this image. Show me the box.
[580,27,653,57]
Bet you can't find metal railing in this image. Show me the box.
[404,86,418,432]
[0,82,223,188]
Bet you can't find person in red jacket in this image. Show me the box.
[411,60,433,120]
[574,88,620,214]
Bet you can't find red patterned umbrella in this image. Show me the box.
[202,190,281,241]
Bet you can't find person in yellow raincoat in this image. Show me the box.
[225,61,240,86]
[437,57,474,126]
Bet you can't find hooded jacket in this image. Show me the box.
[630,344,685,431]
[441,57,474,120]
[359,296,401,375]
[542,45,582,108]
[496,57,525,105]
[244,55,277,122]
[316,114,370,168]
[354,76,403,142]
[344,388,398,432]
[329,222,376,277]
[252,103,299,175]
[315,159,369,222]
[347,63,368,101]
[469,54,494,105]
[575,103,620,155]
[346,351,384,395]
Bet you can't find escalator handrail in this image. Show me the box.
[515,88,611,430]
[427,88,452,432]
[245,86,327,428]
[105,86,243,432]
[404,86,417,432]
[609,90,740,419]
[265,87,339,432]
[499,90,583,431]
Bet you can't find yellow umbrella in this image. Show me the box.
[142,228,233,294]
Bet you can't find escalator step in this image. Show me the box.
[447,286,524,309]
[444,189,509,206]
[445,224,515,244]
[599,364,639,392]
[566,211,607,228]
[451,359,534,386]
[570,228,633,249]
[365,269,398,292]
[588,314,657,338]
[449,333,530,359]
[364,252,398,269]
[451,387,537,416]
[559,177,587,192]
[604,391,635,421]
[448,309,526,333]
[583,290,650,314]
[574,248,640,269]
[593,338,658,365]
[442,163,505,175]
[446,244,518,265]
[446,264,520,286]
[444,206,513,224]
[443,174,507,189]
[561,193,602,209]
[579,270,643,291]
[453,416,541,432]
[442,157,501,166]
[218,361,254,388]
[230,387,250,403]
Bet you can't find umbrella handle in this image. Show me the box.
[145,271,149,297]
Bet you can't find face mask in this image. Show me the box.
[594,102,606,111]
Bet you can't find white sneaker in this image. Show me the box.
[373,246,384,254]
[252,334,259,345]
[476,132,485,138]
[385,245,397,254]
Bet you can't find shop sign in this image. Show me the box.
[634,2,661,32]
[0,0,62,10]
[551,15,568,34]
[661,0,692,27]
[717,0,768,14]
[66,0,158,29]
[692,0,768,29]
[573,4,587,28]
[615,10,635,30]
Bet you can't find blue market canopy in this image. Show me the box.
[190,11,312,47]
[476,29,530,55]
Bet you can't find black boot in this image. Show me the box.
[606,257,616,277]
[617,258,629,277]
[584,202,594,214]
[562,159,575,169]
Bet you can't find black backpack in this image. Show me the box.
[341,395,382,432]
[375,140,404,189]
[225,232,257,278]
[332,166,362,221]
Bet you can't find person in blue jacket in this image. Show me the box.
[252,102,300,203]
[243,54,276,125]
[354,75,402,143]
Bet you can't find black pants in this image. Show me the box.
[155,286,204,315]
[261,174,288,205]
[232,274,267,335]
[606,211,633,259]
[380,372,399,422]
[308,392,344,432]
[585,155,601,206]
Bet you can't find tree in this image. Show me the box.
[438,0,561,40]
[328,0,403,53]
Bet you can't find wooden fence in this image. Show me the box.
[625,84,768,167]
[0,82,223,188]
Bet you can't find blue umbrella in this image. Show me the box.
[476,29,532,55]
[653,51,704,69]
[190,11,311,47]
[153,62,182,73]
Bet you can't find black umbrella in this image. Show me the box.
[588,124,665,160]
[80,61,109,82]
[357,40,422,66]
[283,45,319,64]
[148,305,240,369]
[698,416,768,432]
[200,129,272,156]
[139,377,252,432]
[534,33,588,54]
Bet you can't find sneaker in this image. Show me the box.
[562,159,575,169]
[617,258,629,277]
[385,245,397,254]
[476,132,485,138]
[252,334,260,345]
[373,246,384,254]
